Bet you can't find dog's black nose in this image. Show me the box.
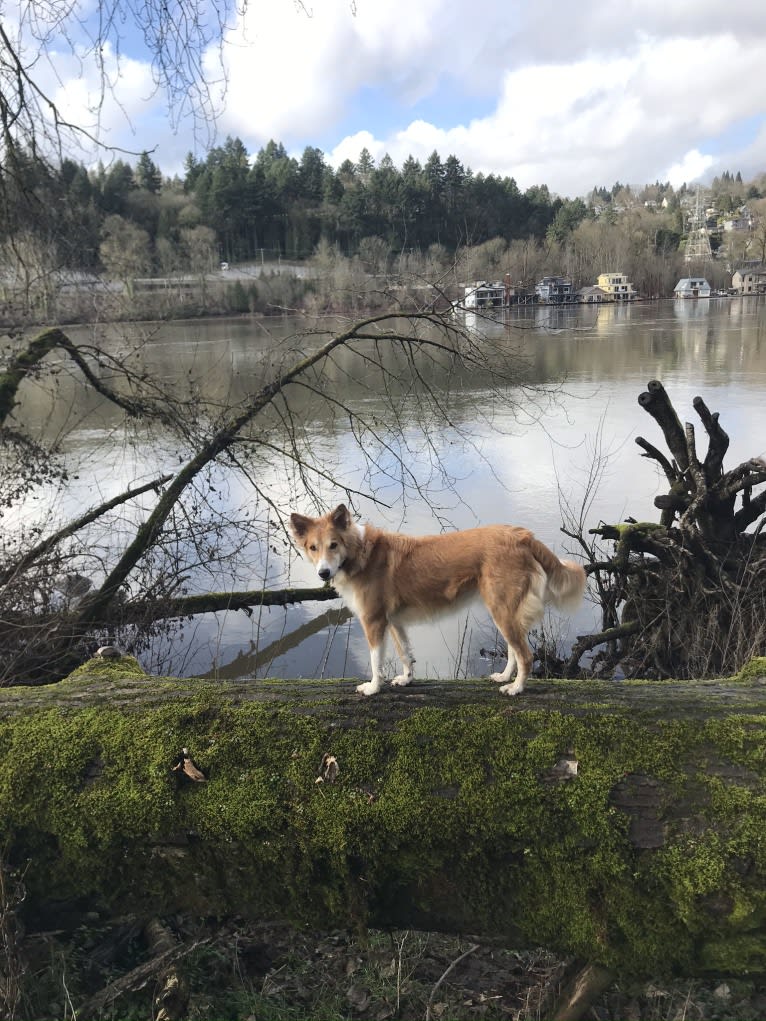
[318,568,331,581]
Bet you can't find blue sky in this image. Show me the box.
[24,0,766,196]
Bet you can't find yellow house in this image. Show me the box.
[596,272,637,301]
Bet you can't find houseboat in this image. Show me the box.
[463,281,507,309]
[597,272,637,301]
[674,277,711,299]
[731,267,766,294]
[577,285,607,303]
[535,276,575,304]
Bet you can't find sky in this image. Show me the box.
[29,0,766,197]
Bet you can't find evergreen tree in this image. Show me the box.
[135,151,163,193]
[356,147,375,182]
[99,160,136,216]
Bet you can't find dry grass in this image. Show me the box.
[5,916,766,1021]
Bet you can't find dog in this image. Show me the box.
[289,504,586,697]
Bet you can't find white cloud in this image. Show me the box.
[19,36,164,165]
[328,131,382,168]
[323,30,766,194]
[665,150,716,189]
[9,0,766,192]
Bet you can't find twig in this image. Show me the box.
[425,942,478,1021]
[0,474,172,585]
[62,963,77,1020]
[634,435,676,483]
[76,933,212,1018]
[394,930,408,1017]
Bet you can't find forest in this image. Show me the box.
[3,139,766,327]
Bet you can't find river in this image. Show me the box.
[11,297,766,683]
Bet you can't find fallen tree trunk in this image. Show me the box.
[1,654,766,983]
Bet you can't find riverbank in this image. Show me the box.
[1,273,278,331]
[6,267,758,334]
[0,262,430,331]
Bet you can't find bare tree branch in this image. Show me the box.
[113,585,339,624]
[637,380,688,473]
[75,311,476,626]
[0,473,172,585]
[693,394,729,481]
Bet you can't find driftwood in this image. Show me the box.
[1,653,765,988]
[563,381,766,680]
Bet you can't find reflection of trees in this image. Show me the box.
[0,311,543,685]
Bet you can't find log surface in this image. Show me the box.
[2,656,766,980]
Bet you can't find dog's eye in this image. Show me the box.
[329,542,338,550]
[309,544,317,552]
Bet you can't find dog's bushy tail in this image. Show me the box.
[528,538,587,613]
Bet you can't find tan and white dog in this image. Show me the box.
[289,504,586,696]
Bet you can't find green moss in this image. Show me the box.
[614,522,664,535]
[1,661,765,981]
[65,653,147,679]
[735,656,766,683]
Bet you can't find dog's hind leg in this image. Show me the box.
[357,614,388,696]
[389,621,415,686]
[489,623,532,696]
[489,646,516,684]
[484,575,544,696]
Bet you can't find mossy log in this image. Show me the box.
[2,656,766,981]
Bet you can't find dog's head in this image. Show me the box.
[289,503,354,582]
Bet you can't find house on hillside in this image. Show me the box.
[723,215,753,233]
[535,276,575,304]
[463,281,507,309]
[596,272,637,301]
[731,267,766,294]
[674,277,711,299]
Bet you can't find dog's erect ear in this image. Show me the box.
[330,504,351,530]
[289,513,312,540]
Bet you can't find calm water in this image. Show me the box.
[12,298,766,681]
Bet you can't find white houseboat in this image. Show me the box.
[674,277,711,299]
[463,281,507,309]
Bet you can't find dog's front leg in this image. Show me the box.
[357,614,387,696]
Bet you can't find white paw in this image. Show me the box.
[356,680,382,696]
[499,681,524,697]
[391,674,412,687]
[490,672,511,684]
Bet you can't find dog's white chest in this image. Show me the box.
[332,575,361,616]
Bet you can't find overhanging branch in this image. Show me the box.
[113,585,339,624]
[76,311,464,625]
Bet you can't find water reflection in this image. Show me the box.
[8,299,766,681]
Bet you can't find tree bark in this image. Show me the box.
[2,654,766,982]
